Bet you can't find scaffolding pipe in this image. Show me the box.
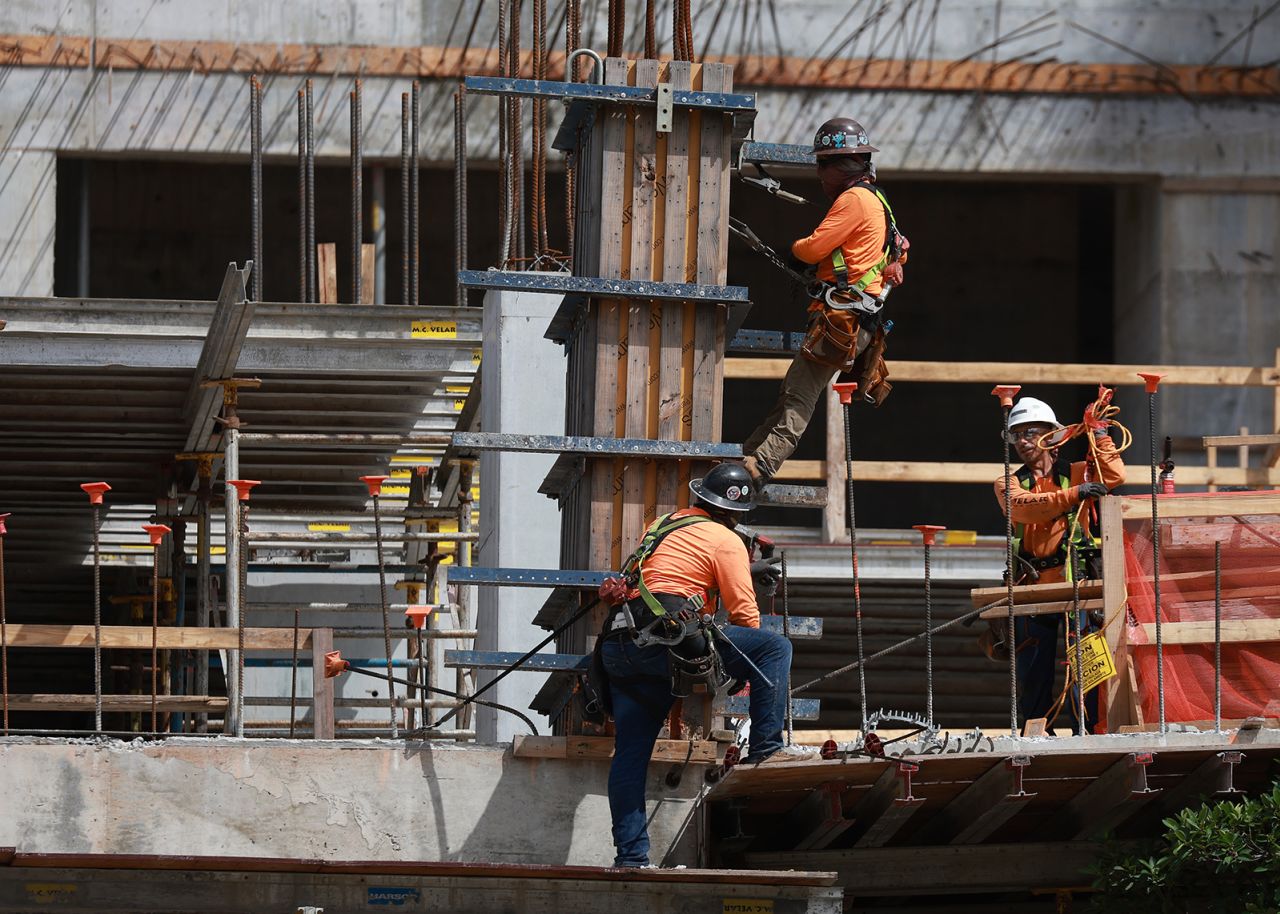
[195,478,212,732]
[410,81,421,306]
[305,79,317,305]
[250,76,263,302]
[454,83,468,307]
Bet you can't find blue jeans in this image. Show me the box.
[601,624,792,867]
[1016,614,1098,734]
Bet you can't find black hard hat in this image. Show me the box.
[689,463,756,512]
[813,117,878,157]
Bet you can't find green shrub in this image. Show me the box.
[1091,781,1280,913]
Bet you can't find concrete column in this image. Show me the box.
[475,287,566,743]
[1114,184,1280,456]
[0,152,57,296]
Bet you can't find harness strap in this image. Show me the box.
[829,183,899,294]
[621,512,714,619]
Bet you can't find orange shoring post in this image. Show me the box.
[143,523,172,734]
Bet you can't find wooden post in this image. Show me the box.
[823,386,847,543]
[359,243,376,304]
[1238,426,1250,479]
[310,626,335,739]
[317,243,338,303]
[1206,445,1218,493]
[1099,496,1138,731]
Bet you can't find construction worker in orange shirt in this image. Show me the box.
[992,395,1126,732]
[742,117,908,490]
[592,463,792,867]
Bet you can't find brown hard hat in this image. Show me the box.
[813,117,878,157]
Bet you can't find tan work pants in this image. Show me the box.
[742,354,839,479]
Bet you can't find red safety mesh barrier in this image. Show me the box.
[1121,495,1280,726]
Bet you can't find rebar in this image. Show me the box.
[350,81,363,305]
[1214,540,1222,732]
[841,399,868,732]
[645,0,657,58]
[792,598,1008,695]
[297,89,307,303]
[531,0,548,257]
[250,76,263,302]
[1002,403,1018,735]
[1148,388,1165,733]
[372,492,399,738]
[305,80,316,305]
[454,85,468,308]
[410,81,420,306]
[151,534,161,734]
[923,538,934,726]
[237,501,248,738]
[781,549,792,746]
[1071,542,1086,734]
[92,504,103,732]
[400,92,410,306]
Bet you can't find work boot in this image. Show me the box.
[741,455,768,498]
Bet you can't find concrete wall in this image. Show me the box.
[0,738,702,866]
[475,288,567,742]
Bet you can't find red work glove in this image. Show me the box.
[882,260,905,287]
[598,577,628,606]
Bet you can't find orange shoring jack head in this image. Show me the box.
[80,482,112,505]
[405,605,433,629]
[360,475,391,497]
[227,479,261,502]
[821,739,839,760]
[324,650,350,679]
[832,381,859,405]
[991,385,1021,409]
[0,513,9,536]
[913,524,946,547]
[1137,372,1165,394]
[142,523,172,546]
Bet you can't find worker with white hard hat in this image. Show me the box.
[988,393,1126,733]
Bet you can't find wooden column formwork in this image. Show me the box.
[551,60,737,742]
[559,59,735,636]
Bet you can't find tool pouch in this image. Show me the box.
[580,635,613,723]
[801,307,860,370]
[849,324,892,406]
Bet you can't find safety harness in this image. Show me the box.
[1013,461,1098,582]
[621,511,716,621]
[829,181,902,299]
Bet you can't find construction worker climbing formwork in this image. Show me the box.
[590,463,791,868]
[741,117,908,490]
[988,390,1128,733]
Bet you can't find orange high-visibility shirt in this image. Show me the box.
[791,184,888,296]
[993,434,1127,584]
[629,507,760,628]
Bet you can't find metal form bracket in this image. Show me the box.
[655,82,674,134]
[728,329,807,353]
[735,141,816,168]
[850,762,926,848]
[452,432,742,460]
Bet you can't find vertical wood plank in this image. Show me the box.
[597,58,632,280]
[317,243,338,303]
[590,300,623,571]
[621,59,661,557]
[657,60,694,516]
[359,243,376,303]
[691,63,731,443]
[310,626,335,739]
[1099,495,1135,731]
[824,387,848,542]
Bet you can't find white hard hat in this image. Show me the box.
[1008,397,1061,430]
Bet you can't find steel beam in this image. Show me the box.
[182,263,255,452]
[737,142,815,167]
[464,75,756,112]
[453,432,742,459]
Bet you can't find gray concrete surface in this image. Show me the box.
[0,737,703,866]
[475,287,567,742]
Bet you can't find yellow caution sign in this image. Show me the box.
[453,399,466,411]
[383,485,411,496]
[1066,631,1118,693]
[942,530,978,546]
[446,385,471,394]
[308,523,350,532]
[390,469,412,478]
[472,348,482,364]
[723,902,773,914]
[390,455,432,464]
[411,320,457,339]
[25,883,77,904]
